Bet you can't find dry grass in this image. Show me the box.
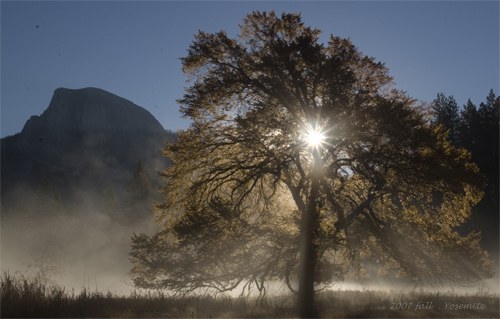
[1,271,498,318]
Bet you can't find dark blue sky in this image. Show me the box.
[2,1,498,137]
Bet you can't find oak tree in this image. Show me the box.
[130,11,493,317]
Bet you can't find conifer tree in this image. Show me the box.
[123,159,153,223]
[456,91,499,248]
[432,93,460,146]
[477,90,499,197]
[102,185,120,220]
[29,178,66,261]
[458,93,499,203]
[33,177,63,218]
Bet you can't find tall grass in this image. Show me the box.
[1,271,498,318]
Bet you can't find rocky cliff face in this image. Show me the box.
[2,87,172,211]
[16,87,167,171]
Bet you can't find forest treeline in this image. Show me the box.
[432,89,499,251]
[4,158,158,223]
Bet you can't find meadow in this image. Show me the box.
[1,271,498,318]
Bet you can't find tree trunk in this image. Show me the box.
[298,152,321,318]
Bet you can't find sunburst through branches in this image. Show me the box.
[304,126,326,148]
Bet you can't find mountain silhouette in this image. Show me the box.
[1,87,174,213]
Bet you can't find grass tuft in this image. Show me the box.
[1,271,498,318]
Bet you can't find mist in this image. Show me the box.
[1,192,161,295]
[2,187,498,299]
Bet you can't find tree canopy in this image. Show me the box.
[130,11,493,317]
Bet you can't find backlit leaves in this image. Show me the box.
[130,11,492,295]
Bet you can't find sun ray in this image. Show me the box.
[305,127,326,148]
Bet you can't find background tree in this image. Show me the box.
[18,178,69,279]
[475,90,499,207]
[433,90,499,252]
[130,11,493,318]
[458,99,482,153]
[32,177,64,219]
[122,159,154,223]
[432,93,460,146]
[101,185,120,220]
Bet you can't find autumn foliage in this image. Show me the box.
[130,11,493,317]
